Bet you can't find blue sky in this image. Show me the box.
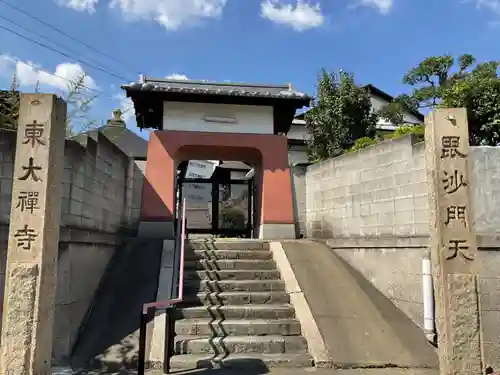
[0,0,499,136]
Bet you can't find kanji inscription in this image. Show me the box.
[14,225,38,251]
[441,135,466,159]
[445,239,475,261]
[16,191,40,214]
[23,120,46,147]
[18,157,42,182]
[444,205,467,227]
[442,169,467,194]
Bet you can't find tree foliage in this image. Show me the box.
[0,74,20,132]
[305,69,378,162]
[0,72,98,137]
[64,73,99,137]
[380,54,500,145]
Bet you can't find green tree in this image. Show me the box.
[380,54,500,145]
[0,72,98,137]
[0,73,20,132]
[305,69,377,162]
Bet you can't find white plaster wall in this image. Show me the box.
[163,102,274,134]
[370,96,423,126]
[289,149,309,165]
[288,123,310,141]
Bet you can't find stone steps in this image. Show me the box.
[175,318,302,336]
[180,291,291,306]
[175,304,296,320]
[173,239,312,369]
[174,335,308,355]
[170,352,314,369]
[184,249,273,261]
[184,269,281,281]
[184,279,286,293]
[185,259,277,270]
[186,241,269,251]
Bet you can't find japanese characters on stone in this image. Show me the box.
[440,133,474,261]
[13,120,46,251]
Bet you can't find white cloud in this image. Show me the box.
[0,54,97,91]
[260,0,324,31]
[113,92,135,122]
[476,0,500,14]
[166,73,189,80]
[57,0,228,30]
[56,0,98,13]
[361,0,392,14]
[352,0,393,14]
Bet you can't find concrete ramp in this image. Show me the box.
[70,238,164,372]
[280,240,439,371]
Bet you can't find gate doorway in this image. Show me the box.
[179,173,254,238]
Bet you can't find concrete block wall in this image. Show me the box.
[305,135,428,238]
[304,135,500,238]
[61,137,128,232]
[470,146,500,234]
[303,134,500,369]
[0,129,145,363]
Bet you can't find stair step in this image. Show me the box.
[185,269,281,281]
[181,291,290,306]
[185,280,286,293]
[175,318,302,336]
[185,259,277,270]
[174,335,308,355]
[176,304,296,320]
[93,352,313,372]
[187,241,269,251]
[185,250,273,261]
[170,352,314,369]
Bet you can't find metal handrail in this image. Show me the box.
[138,198,187,374]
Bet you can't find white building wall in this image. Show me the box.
[163,102,274,134]
[370,96,423,128]
[289,149,309,165]
[287,122,310,141]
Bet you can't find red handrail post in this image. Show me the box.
[138,198,187,374]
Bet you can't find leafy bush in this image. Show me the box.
[385,124,425,141]
[348,136,378,152]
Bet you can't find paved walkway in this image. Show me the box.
[280,240,438,370]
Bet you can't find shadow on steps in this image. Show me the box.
[280,240,439,371]
[70,358,276,375]
[69,238,164,373]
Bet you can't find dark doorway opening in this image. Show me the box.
[177,163,254,238]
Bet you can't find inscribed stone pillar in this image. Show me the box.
[0,94,66,375]
[425,108,483,375]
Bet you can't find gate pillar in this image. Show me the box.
[138,132,176,239]
[258,136,295,239]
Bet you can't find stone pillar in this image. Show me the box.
[1,94,66,375]
[425,108,483,375]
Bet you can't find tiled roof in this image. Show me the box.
[122,77,311,101]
